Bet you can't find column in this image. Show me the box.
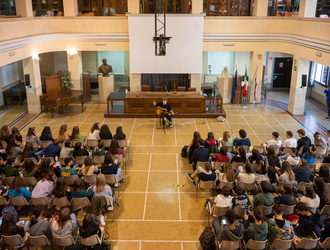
[249,51,264,103]
[192,0,203,14]
[299,0,317,18]
[67,51,83,90]
[288,58,309,115]
[130,73,141,92]
[63,0,78,16]
[15,0,33,17]
[252,0,268,17]
[190,74,202,91]
[98,76,114,102]
[22,56,42,114]
[128,0,139,14]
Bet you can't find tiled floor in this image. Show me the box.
[1,95,328,249]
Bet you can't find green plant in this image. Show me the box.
[60,70,74,90]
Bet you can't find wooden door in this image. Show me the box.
[45,75,61,97]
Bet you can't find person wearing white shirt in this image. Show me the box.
[282,131,297,148]
[299,185,320,208]
[266,131,282,148]
[213,186,233,208]
[88,122,101,140]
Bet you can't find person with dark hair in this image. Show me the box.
[52,177,68,198]
[231,146,247,164]
[253,180,274,207]
[313,178,330,209]
[114,126,126,140]
[21,143,39,161]
[296,129,311,152]
[283,148,300,166]
[248,149,263,165]
[267,204,294,244]
[212,209,244,243]
[4,156,20,177]
[293,158,314,183]
[60,140,74,158]
[216,146,230,162]
[314,132,327,148]
[81,157,99,176]
[191,139,210,170]
[109,139,125,158]
[39,126,54,142]
[188,131,201,165]
[99,124,113,140]
[32,171,55,202]
[43,139,64,160]
[282,130,297,148]
[274,183,295,205]
[153,98,174,127]
[11,127,23,145]
[58,124,69,141]
[0,125,11,143]
[299,185,320,208]
[88,123,101,140]
[267,166,278,185]
[213,186,233,208]
[71,178,93,200]
[292,202,316,238]
[72,142,89,158]
[26,205,52,240]
[300,145,315,164]
[233,129,251,148]
[237,164,255,183]
[22,158,38,178]
[321,218,330,243]
[318,165,330,183]
[51,207,78,239]
[26,127,40,145]
[0,212,25,238]
[92,141,106,157]
[101,154,121,183]
[232,185,250,208]
[61,157,77,177]
[71,126,85,140]
[266,146,280,168]
[243,207,268,241]
[6,137,23,160]
[205,132,219,153]
[8,176,31,201]
[79,214,102,239]
[265,131,282,148]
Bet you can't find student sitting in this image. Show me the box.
[101,154,122,184]
[265,131,282,149]
[92,141,106,157]
[81,157,99,176]
[232,185,250,209]
[187,161,216,187]
[216,146,230,163]
[212,209,244,243]
[32,171,55,203]
[293,159,314,184]
[274,183,295,205]
[79,214,102,239]
[299,185,320,208]
[61,157,77,177]
[213,186,233,208]
[8,176,31,202]
[244,207,268,242]
[0,212,25,240]
[26,205,52,240]
[291,202,316,241]
[70,178,93,200]
[60,140,74,158]
[267,204,295,244]
[51,207,78,240]
[4,157,20,177]
[253,181,274,207]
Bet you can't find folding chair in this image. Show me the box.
[259,205,273,217]
[118,139,131,158]
[104,174,120,196]
[80,234,102,246]
[72,139,85,147]
[294,238,319,249]
[244,239,267,249]
[218,239,240,250]
[232,162,244,172]
[319,205,330,216]
[101,139,112,148]
[4,176,15,186]
[28,235,52,248]
[93,155,105,165]
[219,181,234,190]
[319,237,330,249]
[233,206,245,218]
[83,174,97,185]
[64,175,79,186]
[71,197,91,213]
[41,140,53,149]
[111,154,126,173]
[270,239,293,250]
[75,155,88,165]
[2,234,25,249]
[196,180,215,201]
[280,204,295,216]
[87,139,99,148]
[53,235,77,248]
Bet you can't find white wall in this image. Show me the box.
[128,14,204,73]
[310,83,327,102]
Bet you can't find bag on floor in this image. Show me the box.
[199,226,216,250]
[181,145,188,158]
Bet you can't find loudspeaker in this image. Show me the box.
[301,74,307,87]
[24,74,30,87]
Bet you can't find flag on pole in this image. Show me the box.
[231,68,238,102]
[242,66,249,98]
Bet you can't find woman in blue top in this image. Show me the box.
[300,145,314,164]
[101,154,121,183]
[8,176,31,202]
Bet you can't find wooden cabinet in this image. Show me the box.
[203,0,251,16]
[316,0,330,17]
[141,0,189,14]
[32,0,63,11]
[78,0,127,16]
[0,0,17,16]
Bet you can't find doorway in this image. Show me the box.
[272,57,293,88]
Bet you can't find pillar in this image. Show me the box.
[249,51,264,103]
[192,0,203,14]
[288,58,309,115]
[190,74,202,91]
[128,0,139,14]
[15,0,33,17]
[98,76,114,102]
[67,51,83,90]
[63,0,78,16]
[22,56,42,114]
[299,0,317,18]
[252,0,268,17]
[130,73,141,92]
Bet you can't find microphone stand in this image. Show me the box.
[164,85,169,96]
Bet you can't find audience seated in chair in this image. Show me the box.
[101,154,121,183]
[232,185,250,209]
[191,139,210,170]
[293,159,314,184]
[265,131,282,149]
[61,157,78,177]
[233,129,251,149]
[213,186,233,208]
[8,176,31,202]
[282,130,297,148]
[79,213,102,239]
[32,171,55,203]
[243,207,268,242]
[26,205,52,240]
[187,161,215,187]
[253,180,274,207]
[216,146,230,163]
[51,207,78,240]
[88,123,101,140]
[81,157,99,176]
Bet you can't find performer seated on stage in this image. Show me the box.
[153,98,174,127]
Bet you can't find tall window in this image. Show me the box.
[311,62,330,86]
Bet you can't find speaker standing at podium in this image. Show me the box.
[153,98,174,127]
[324,87,330,119]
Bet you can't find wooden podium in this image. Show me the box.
[217,76,242,104]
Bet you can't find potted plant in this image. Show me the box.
[60,70,74,91]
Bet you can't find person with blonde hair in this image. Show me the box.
[219,131,233,147]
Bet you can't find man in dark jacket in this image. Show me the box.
[43,139,63,160]
[292,202,316,238]
[296,129,311,152]
[191,139,210,170]
[213,209,243,244]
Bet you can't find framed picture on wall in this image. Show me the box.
[118,0,127,14]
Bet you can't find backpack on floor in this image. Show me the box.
[199,226,216,250]
[181,145,188,158]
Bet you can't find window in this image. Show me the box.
[310,62,330,86]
